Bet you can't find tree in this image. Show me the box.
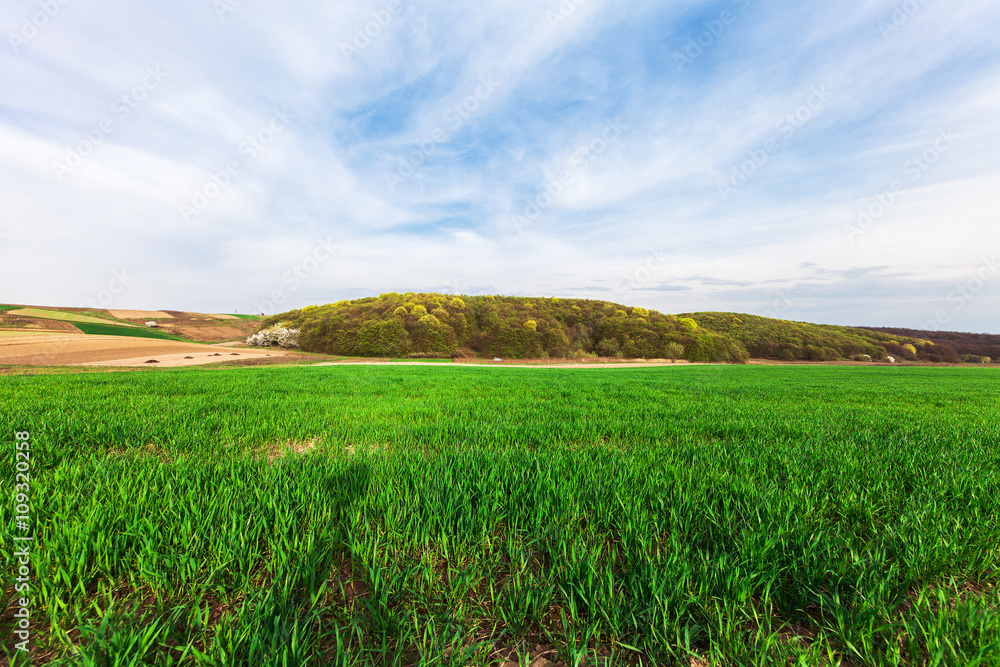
[665,342,685,363]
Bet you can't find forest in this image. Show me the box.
[258,293,997,363]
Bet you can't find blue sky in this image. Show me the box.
[1,0,999,332]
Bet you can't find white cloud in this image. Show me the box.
[1,0,998,330]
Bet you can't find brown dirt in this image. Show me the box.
[107,309,174,319]
[165,326,249,342]
[0,313,81,333]
[102,312,262,342]
[0,333,294,367]
[163,310,241,321]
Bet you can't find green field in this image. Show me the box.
[71,321,191,342]
[1,366,998,665]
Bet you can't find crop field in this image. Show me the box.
[69,322,190,342]
[5,309,136,327]
[1,365,998,666]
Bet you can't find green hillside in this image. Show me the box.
[261,293,745,361]
[683,312,953,363]
[257,293,964,363]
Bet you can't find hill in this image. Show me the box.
[258,293,746,362]
[863,327,1000,364]
[682,312,964,363]
[257,294,993,363]
[0,306,284,368]
[0,305,262,343]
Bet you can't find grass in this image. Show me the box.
[1,365,998,666]
[0,305,23,312]
[71,321,195,342]
[230,314,264,321]
[5,308,136,327]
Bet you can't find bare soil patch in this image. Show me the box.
[107,309,174,319]
[162,310,239,321]
[7,308,136,326]
[166,325,249,342]
[0,333,293,367]
[0,313,81,333]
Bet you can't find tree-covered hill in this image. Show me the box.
[259,293,747,361]
[863,327,999,364]
[257,294,985,363]
[682,313,958,363]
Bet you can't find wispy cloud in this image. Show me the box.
[1,0,998,330]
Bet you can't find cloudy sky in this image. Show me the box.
[2,0,999,332]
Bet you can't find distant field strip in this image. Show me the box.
[1,366,997,665]
[8,307,136,326]
[72,321,188,341]
[107,309,174,319]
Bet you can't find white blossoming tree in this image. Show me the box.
[246,323,299,348]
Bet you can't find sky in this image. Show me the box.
[1,0,999,332]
